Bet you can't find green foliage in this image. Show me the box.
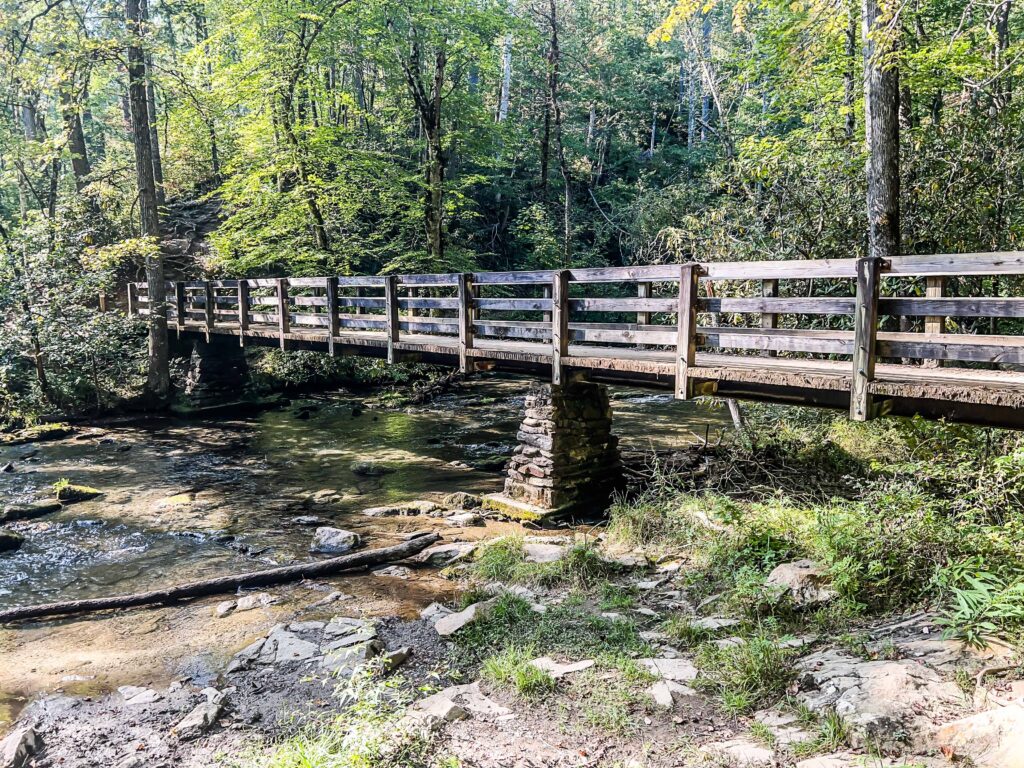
[935,559,1024,648]
[481,645,556,698]
[695,632,797,715]
[469,537,620,590]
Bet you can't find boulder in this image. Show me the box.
[1,501,62,523]
[765,559,837,608]
[384,646,412,671]
[0,726,39,768]
[214,600,236,618]
[350,461,395,477]
[420,602,452,621]
[310,527,361,555]
[796,648,964,751]
[434,599,496,637]
[54,483,102,503]
[374,565,412,579]
[442,492,482,510]
[0,531,24,553]
[322,639,383,675]
[647,679,697,708]
[931,702,1024,767]
[405,693,468,730]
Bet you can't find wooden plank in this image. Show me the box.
[292,295,328,307]
[571,327,679,346]
[398,297,460,310]
[326,277,339,357]
[127,283,136,316]
[571,297,678,313]
[473,321,552,341]
[473,270,555,285]
[700,297,856,314]
[551,270,569,385]
[878,296,1024,318]
[877,332,1024,364]
[923,277,944,369]
[636,282,651,325]
[761,279,779,358]
[276,277,289,351]
[542,284,553,323]
[851,257,882,421]
[475,298,553,312]
[209,280,239,288]
[336,276,386,287]
[675,264,699,400]
[458,273,474,373]
[288,277,331,287]
[204,282,215,339]
[886,252,1024,277]
[398,273,459,287]
[698,328,853,355]
[338,296,386,309]
[175,282,186,332]
[237,280,249,346]
[385,275,399,363]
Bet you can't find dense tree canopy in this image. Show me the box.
[0,0,1022,422]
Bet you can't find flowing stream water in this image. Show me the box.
[0,375,727,728]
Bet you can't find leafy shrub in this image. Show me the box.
[695,632,797,715]
[481,645,556,697]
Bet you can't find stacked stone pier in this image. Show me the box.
[484,381,622,523]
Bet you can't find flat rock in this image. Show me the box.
[765,559,837,608]
[350,461,395,477]
[691,616,741,631]
[405,693,468,730]
[415,542,476,566]
[640,658,698,682]
[0,726,39,768]
[647,679,697,708]
[324,616,368,638]
[1,501,62,523]
[173,700,223,741]
[420,602,452,621]
[445,512,484,527]
[528,657,595,679]
[440,682,512,718]
[263,628,319,664]
[310,527,361,554]
[362,500,440,517]
[322,640,382,675]
[434,599,496,637]
[215,600,236,618]
[384,646,413,670]
[931,702,1024,767]
[523,542,566,564]
[118,686,162,705]
[324,630,378,650]
[374,565,412,579]
[225,637,265,673]
[796,648,964,751]
[235,592,275,611]
[703,739,773,767]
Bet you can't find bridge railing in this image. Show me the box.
[128,251,1024,420]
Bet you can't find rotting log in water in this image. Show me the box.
[0,532,441,624]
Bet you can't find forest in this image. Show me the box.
[0,0,1021,422]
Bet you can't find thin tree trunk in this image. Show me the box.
[60,86,92,192]
[127,0,170,405]
[844,4,857,139]
[547,0,570,262]
[498,33,512,122]
[863,0,900,263]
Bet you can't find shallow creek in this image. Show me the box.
[0,375,725,730]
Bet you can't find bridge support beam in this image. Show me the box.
[484,381,622,524]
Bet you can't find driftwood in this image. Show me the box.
[0,532,441,624]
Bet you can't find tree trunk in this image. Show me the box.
[547,0,571,262]
[424,50,447,263]
[60,86,92,192]
[140,0,165,209]
[700,14,712,143]
[863,0,900,261]
[127,0,170,405]
[498,34,512,122]
[844,4,857,139]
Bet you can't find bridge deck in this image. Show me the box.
[130,253,1024,429]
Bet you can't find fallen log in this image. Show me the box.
[0,532,441,624]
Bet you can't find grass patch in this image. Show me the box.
[598,582,638,611]
[481,645,556,698]
[695,632,796,715]
[661,617,714,648]
[468,538,621,590]
[563,666,654,736]
[452,593,651,665]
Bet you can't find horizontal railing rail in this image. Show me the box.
[127,253,1024,421]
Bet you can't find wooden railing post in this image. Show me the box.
[276,277,290,351]
[385,275,400,363]
[127,283,137,316]
[551,270,570,385]
[237,280,249,347]
[675,263,700,400]
[204,282,215,341]
[637,281,651,325]
[174,281,185,334]
[326,277,339,357]
[457,273,474,373]
[923,276,945,368]
[851,256,883,421]
[761,279,778,357]
[541,284,553,324]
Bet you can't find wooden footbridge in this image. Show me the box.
[130,252,1024,429]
